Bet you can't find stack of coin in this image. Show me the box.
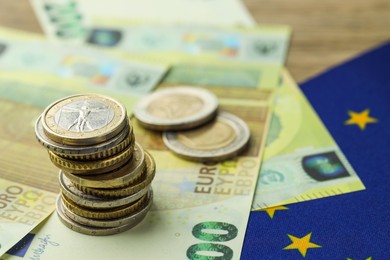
[134,86,250,162]
[35,93,155,235]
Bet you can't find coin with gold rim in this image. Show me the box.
[62,142,145,188]
[59,188,153,228]
[56,191,152,235]
[77,151,156,198]
[59,172,150,209]
[61,192,148,220]
[134,86,218,130]
[36,115,133,160]
[48,141,134,175]
[162,111,250,162]
[42,94,127,145]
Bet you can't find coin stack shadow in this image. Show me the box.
[35,94,155,236]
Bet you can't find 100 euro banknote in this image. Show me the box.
[251,70,365,210]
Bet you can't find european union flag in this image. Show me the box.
[242,42,390,259]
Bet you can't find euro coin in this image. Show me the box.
[162,111,250,162]
[41,93,127,145]
[61,192,148,220]
[59,172,149,209]
[77,150,156,198]
[134,86,218,130]
[36,115,133,160]
[48,140,134,175]
[62,142,145,188]
[60,188,153,228]
[56,190,152,235]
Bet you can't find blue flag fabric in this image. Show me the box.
[242,42,390,259]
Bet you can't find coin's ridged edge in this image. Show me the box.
[56,190,153,235]
[48,141,135,174]
[59,172,150,209]
[60,188,153,228]
[59,131,134,161]
[61,191,148,220]
[76,151,156,198]
[35,115,133,160]
[62,142,146,188]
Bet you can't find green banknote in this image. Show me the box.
[251,70,365,210]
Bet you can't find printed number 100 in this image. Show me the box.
[186,222,238,260]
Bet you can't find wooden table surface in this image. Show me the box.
[0,0,389,83]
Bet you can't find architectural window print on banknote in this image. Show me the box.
[251,70,365,210]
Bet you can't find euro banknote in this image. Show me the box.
[251,70,365,210]
[0,180,57,256]
[0,27,168,96]
[30,0,291,65]
[0,29,272,259]
[30,0,255,28]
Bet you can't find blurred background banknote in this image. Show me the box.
[251,70,365,210]
[29,0,291,88]
[30,0,256,34]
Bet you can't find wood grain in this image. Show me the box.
[1,0,390,82]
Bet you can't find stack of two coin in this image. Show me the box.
[35,94,155,235]
[134,86,251,162]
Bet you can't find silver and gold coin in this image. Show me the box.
[41,94,127,145]
[77,151,156,198]
[59,172,150,209]
[56,190,152,235]
[48,141,134,175]
[36,115,133,160]
[60,188,153,228]
[134,86,218,130]
[62,142,145,188]
[61,192,148,220]
[162,111,250,162]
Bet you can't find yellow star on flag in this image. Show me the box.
[345,109,378,130]
[261,205,288,219]
[283,232,321,257]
